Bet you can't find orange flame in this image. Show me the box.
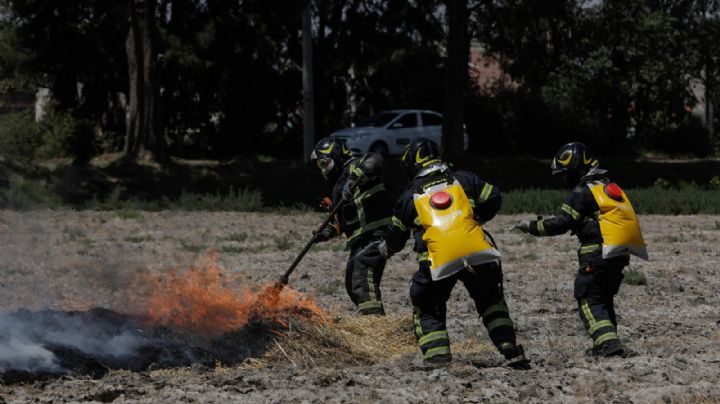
[134,255,328,338]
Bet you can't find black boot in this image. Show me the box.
[585,340,625,358]
[423,353,452,368]
[499,342,530,369]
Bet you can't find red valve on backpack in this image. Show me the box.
[430,191,452,209]
[604,183,624,201]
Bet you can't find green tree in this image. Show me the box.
[0,0,127,122]
[313,0,446,139]
[474,0,718,156]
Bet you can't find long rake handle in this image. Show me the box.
[279,199,346,285]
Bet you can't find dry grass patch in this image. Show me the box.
[640,336,682,357]
[265,314,415,368]
[572,377,613,402]
[451,339,496,355]
[675,394,720,404]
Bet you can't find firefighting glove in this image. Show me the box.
[312,224,336,243]
[377,240,393,259]
[341,180,355,202]
[511,220,531,233]
[319,196,333,212]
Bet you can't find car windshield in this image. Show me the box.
[357,112,400,127]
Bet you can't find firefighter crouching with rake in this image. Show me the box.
[309,137,393,315]
[377,138,529,368]
[512,142,648,357]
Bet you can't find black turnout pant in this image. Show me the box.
[409,261,517,361]
[574,256,629,349]
[345,237,386,315]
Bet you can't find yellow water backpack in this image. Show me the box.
[587,181,648,260]
[414,180,501,281]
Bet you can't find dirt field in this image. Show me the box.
[0,211,718,403]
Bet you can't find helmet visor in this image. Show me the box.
[316,158,335,178]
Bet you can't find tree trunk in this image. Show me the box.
[302,1,315,162]
[441,0,469,163]
[124,0,165,162]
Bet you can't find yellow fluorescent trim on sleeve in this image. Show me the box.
[479,184,493,202]
[561,203,583,221]
[392,215,408,231]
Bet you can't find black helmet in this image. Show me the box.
[551,142,598,176]
[401,138,442,176]
[310,136,352,179]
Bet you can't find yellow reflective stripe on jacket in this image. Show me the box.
[349,163,365,179]
[423,346,451,359]
[391,215,407,232]
[347,217,393,242]
[354,183,385,204]
[537,219,546,236]
[347,183,391,242]
[561,203,583,221]
[479,183,494,202]
[418,330,449,346]
[417,251,429,262]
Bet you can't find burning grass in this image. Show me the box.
[0,255,335,383]
[134,254,328,338]
[0,254,438,382]
[0,254,511,381]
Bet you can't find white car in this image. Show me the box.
[330,109,468,156]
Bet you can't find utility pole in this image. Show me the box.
[302,2,315,162]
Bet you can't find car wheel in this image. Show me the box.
[369,142,389,156]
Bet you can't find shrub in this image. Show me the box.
[503,188,720,215]
[710,176,720,190]
[653,178,671,189]
[629,188,720,215]
[653,114,712,157]
[0,177,61,210]
[37,112,96,164]
[219,245,244,254]
[623,268,647,286]
[125,235,151,243]
[116,208,143,220]
[175,186,263,211]
[0,111,42,162]
[180,241,206,253]
[223,232,248,242]
[273,235,293,251]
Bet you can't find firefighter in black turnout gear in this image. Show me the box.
[380,138,528,367]
[513,142,648,357]
[310,137,393,315]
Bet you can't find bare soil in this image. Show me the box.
[0,211,718,403]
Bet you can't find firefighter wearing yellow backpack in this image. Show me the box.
[379,138,529,368]
[512,142,648,358]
